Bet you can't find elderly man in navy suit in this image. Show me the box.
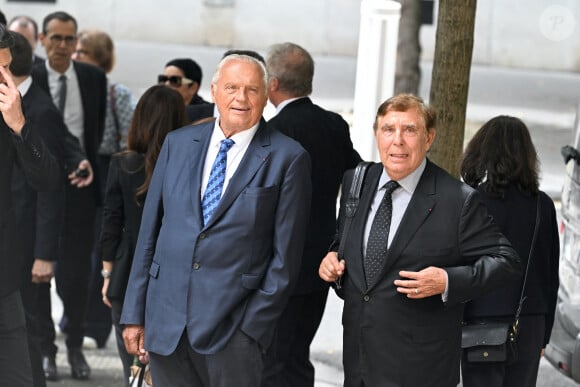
[121,54,311,386]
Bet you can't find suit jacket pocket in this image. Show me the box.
[149,261,160,279]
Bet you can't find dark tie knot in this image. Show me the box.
[59,74,67,82]
[383,180,399,195]
[220,138,235,153]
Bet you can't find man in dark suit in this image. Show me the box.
[261,42,361,387]
[319,94,521,387]
[9,30,91,387]
[8,15,44,65]
[121,54,311,386]
[32,11,107,381]
[0,24,61,387]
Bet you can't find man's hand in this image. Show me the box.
[394,266,447,298]
[123,324,146,357]
[319,251,346,283]
[0,66,25,134]
[31,259,54,283]
[68,159,94,187]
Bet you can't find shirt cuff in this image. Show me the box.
[441,270,449,303]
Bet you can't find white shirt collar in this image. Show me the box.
[210,120,260,150]
[45,60,74,78]
[274,96,304,115]
[17,76,32,96]
[378,158,427,195]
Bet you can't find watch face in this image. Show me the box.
[101,270,111,278]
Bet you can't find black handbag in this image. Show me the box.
[461,195,541,364]
[461,321,518,363]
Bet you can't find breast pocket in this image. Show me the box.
[239,185,279,233]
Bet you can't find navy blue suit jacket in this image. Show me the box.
[121,120,311,355]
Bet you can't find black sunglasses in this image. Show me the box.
[157,75,194,87]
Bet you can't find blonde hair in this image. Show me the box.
[77,29,115,73]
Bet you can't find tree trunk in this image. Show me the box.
[428,0,477,177]
[394,0,422,95]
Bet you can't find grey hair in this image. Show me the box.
[266,42,313,97]
[211,54,268,89]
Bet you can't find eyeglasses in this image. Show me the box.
[48,34,77,45]
[158,75,194,87]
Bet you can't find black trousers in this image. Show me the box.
[37,185,97,353]
[20,278,48,387]
[150,329,263,387]
[461,314,545,387]
[261,289,329,387]
[0,291,34,387]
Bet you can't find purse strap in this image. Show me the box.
[109,83,121,139]
[335,161,371,289]
[513,194,541,331]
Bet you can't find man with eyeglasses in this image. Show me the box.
[32,10,107,382]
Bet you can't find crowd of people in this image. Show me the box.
[0,7,560,387]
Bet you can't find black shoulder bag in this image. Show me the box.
[461,195,541,363]
[334,161,371,292]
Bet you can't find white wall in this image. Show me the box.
[2,0,578,71]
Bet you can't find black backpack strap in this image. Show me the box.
[336,161,371,290]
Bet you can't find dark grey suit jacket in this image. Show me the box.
[268,97,361,293]
[0,115,60,297]
[31,61,107,204]
[336,160,521,387]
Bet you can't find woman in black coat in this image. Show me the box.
[97,85,186,384]
[460,115,560,387]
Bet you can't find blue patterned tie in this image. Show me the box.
[364,180,399,287]
[202,138,235,225]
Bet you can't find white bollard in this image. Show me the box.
[352,0,401,161]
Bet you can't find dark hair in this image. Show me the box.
[42,11,77,34]
[0,22,14,49]
[165,58,202,85]
[126,85,187,201]
[222,49,265,64]
[8,15,38,40]
[8,31,32,76]
[373,93,436,132]
[266,42,313,96]
[460,115,539,195]
[0,10,6,26]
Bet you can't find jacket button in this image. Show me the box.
[363,295,370,302]
[199,233,206,239]
[192,262,200,270]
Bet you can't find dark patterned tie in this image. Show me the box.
[57,74,67,114]
[201,138,235,226]
[364,180,399,287]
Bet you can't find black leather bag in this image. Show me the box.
[461,321,518,363]
[461,196,541,365]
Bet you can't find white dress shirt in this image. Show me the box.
[200,121,259,199]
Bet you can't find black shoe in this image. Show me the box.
[42,355,58,381]
[67,347,91,380]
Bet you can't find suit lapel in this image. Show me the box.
[189,123,213,228]
[202,119,271,229]
[371,161,437,288]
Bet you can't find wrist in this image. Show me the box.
[101,269,112,279]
